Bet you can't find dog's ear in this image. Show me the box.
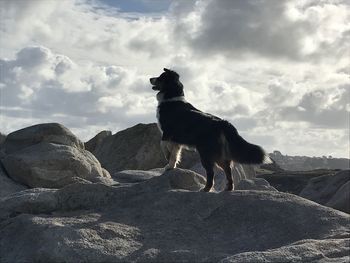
[164,68,170,72]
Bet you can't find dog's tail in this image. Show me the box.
[219,120,271,164]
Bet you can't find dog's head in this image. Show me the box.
[150,68,184,99]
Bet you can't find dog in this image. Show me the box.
[150,68,271,192]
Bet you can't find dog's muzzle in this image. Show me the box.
[150,77,160,90]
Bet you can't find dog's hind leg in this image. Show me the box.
[217,160,233,191]
[164,142,182,170]
[199,154,215,192]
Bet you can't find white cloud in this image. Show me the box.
[0,0,349,157]
[172,0,350,62]
[0,45,156,137]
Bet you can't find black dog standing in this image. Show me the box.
[151,68,270,192]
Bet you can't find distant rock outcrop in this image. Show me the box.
[1,123,111,188]
[270,150,349,171]
[0,169,349,262]
[300,170,350,213]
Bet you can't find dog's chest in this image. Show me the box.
[156,106,162,131]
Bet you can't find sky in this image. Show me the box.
[0,0,349,158]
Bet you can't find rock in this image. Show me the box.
[326,181,350,213]
[190,162,256,191]
[87,123,199,173]
[0,132,6,146]
[236,178,277,191]
[0,164,27,199]
[258,169,337,195]
[0,188,59,220]
[269,151,349,171]
[258,158,284,173]
[161,168,206,191]
[3,123,84,154]
[0,169,348,262]
[112,169,163,183]
[2,142,111,188]
[85,130,112,153]
[1,123,111,188]
[299,170,349,213]
[300,170,349,203]
[89,123,166,173]
[220,238,350,263]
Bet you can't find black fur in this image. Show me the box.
[150,68,268,192]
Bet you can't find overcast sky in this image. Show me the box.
[0,0,349,158]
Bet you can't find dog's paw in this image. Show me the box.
[164,164,175,171]
[199,187,211,192]
[224,184,233,191]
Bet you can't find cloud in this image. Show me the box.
[278,86,350,129]
[172,0,350,61]
[0,46,156,136]
[0,0,349,157]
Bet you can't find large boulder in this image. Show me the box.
[85,130,112,153]
[87,123,199,174]
[0,164,27,198]
[1,123,111,188]
[300,170,350,213]
[0,169,348,262]
[87,123,166,173]
[2,123,84,154]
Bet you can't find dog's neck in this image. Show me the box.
[157,92,187,105]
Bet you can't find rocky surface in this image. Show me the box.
[0,132,6,146]
[1,123,111,188]
[0,164,27,198]
[326,181,350,213]
[220,238,350,263]
[300,170,349,213]
[85,130,112,153]
[1,169,349,263]
[258,169,338,195]
[235,178,277,191]
[0,123,349,262]
[112,169,163,183]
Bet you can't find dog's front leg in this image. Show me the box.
[162,141,182,170]
[160,140,171,161]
